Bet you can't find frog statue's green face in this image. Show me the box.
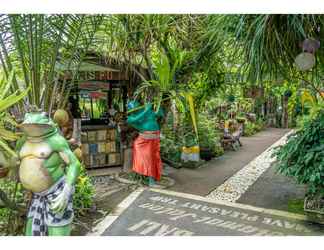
[20,112,57,137]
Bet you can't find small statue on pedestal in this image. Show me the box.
[127,101,164,187]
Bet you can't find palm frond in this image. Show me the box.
[0,14,104,113]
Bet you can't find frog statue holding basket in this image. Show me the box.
[17,109,81,236]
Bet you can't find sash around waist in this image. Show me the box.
[139,131,160,139]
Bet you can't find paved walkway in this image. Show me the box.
[169,128,290,196]
[88,128,322,236]
[238,163,306,211]
[168,128,306,212]
[206,130,293,202]
[92,188,323,236]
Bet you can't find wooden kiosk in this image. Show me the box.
[72,62,129,169]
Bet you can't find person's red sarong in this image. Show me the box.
[132,131,162,181]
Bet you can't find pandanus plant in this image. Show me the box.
[0,71,29,160]
[132,47,200,140]
[0,71,30,220]
[133,47,187,107]
[0,14,104,116]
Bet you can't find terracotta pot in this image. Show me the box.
[0,167,9,179]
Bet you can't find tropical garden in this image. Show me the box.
[0,14,323,235]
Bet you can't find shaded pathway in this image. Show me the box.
[169,128,290,196]
[206,130,293,202]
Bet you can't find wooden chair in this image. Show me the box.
[221,123,243,151]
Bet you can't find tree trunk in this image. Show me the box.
[171,100,179,133]
[123,148,133,173]
[282,96,289,128]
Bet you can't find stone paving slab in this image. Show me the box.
[237,163,306,211]
[89,188,324,236]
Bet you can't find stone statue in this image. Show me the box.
[127,101,164,187]
[17,111,81,236]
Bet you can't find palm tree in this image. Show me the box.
[0,71,29,235]
[0,71,29,158]
[0,14,104,115]
[208,15,324,90]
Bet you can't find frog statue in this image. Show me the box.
[17,111,81,236]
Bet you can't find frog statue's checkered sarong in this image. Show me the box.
[27,177,74,236]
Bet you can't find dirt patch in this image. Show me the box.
[71,176,136,236]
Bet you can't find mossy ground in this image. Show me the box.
[287,199,305,215]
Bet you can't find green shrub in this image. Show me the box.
[274,109,324,197]
[243,120,257,136]
[73,164,95,217]
[253,118,265,132]
[198,114,223,157]
[0,179,25,235]
[161,112,224,162]
[243,119,265,136]
[160,125,182,163]
[160,136,181,163]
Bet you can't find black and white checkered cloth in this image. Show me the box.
[27,177,74,236]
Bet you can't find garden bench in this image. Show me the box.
[221,124,243,151]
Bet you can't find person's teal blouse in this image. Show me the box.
[127,103,164,132]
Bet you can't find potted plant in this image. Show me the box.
[199,144,215,161]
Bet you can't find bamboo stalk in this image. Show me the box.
[61,16,104,108]
[58,15,85,108]
[27,15,36,106]
[44,15,68,111]
[36,15,44,108]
